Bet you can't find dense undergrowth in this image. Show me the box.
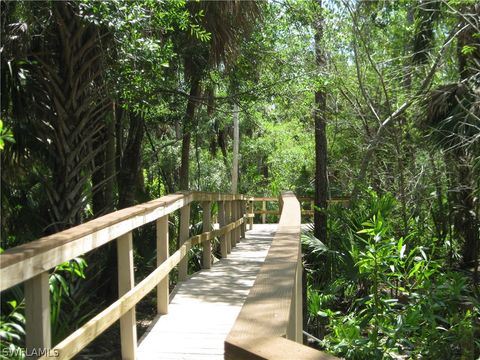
[303,190,479,359]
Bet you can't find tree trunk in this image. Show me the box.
[118,112,144,209]
[313,0,328,244]
[92,130,107,216]
[104,113,116,211]
[455,8,479,272]
[231,103,240,194]
[33,2,109,233]
[179,78,201,190]
[92,112,116,217]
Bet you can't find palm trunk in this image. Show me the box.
[37,2,108,233]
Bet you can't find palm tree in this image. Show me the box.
[178,0,262,190]
[1,1,110,232]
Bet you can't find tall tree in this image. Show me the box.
[313,0,328,244]
[1,1,110,232]
[231,103,240,193]
[178,1,261,190]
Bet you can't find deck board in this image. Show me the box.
[137,224,277,360]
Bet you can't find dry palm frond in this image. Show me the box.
[188,0,262,68]
[423,81,480,151]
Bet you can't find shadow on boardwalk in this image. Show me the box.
[137,224,276,360]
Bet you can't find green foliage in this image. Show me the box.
[0,119,15,151]
[1,0,478,358]
[304,191,480,359]
[0,300,25,360]
[49,258,96,345]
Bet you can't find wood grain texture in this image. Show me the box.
[178,204,191,281]
[117,232,136,360]
[225,336,338,360]
[156,216,169,315]
[25,272,51,357]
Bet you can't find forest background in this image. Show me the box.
[0,0,479,359]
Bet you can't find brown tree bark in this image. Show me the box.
[313,0,328,244]
[118,112,145,209]
[179,78,201,190]
[29,2,109,233]
[92,112,115,217]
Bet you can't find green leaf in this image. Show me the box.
[461,45,475,55]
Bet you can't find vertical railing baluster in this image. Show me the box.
[218,201,228,258]
[157,215,169,314]
[262,200,266,224]
[117,232,137,360]
[231,200,237,248]
[178,204,191,281]
[225,201,232,253]
[240,200,246,239]
[249,199,254,229]
[236,200,242,242]
[295,253,303,343]
[234,200,239,247]
[25,272,51,359]
[202,201,212,269]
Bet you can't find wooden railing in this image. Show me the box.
[225,192,338,360]
[248,196,350,224]
[0,191,248,360]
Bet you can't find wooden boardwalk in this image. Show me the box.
[136,224,277,360]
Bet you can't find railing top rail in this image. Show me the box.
[226,192,307,359]
[225,191,338,359]
[250,196,350,202]
[227,192,300,339]
[0,191,247,291]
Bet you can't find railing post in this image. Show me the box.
[117,232,137,360]
[262,200,266,224]
[225,201,232,253]
[233,200,238,247]
[178,204,191,281]
[202,201,212,269]
[237,200,242,242]
[249,199,254,230]
[231,201,237,248]
[25,272,51,359]
[218,201,228,258]
[157,215,169,314]
[240,200,246,239]
[295,253,303,343]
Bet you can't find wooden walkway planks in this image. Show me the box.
[136,224,277,360]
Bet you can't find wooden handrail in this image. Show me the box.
[249,196,350,224]
[0,191,248,360]
[224,192,338,360]
[0,191,246,290]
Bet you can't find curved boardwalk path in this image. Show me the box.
[137,224,277,360]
